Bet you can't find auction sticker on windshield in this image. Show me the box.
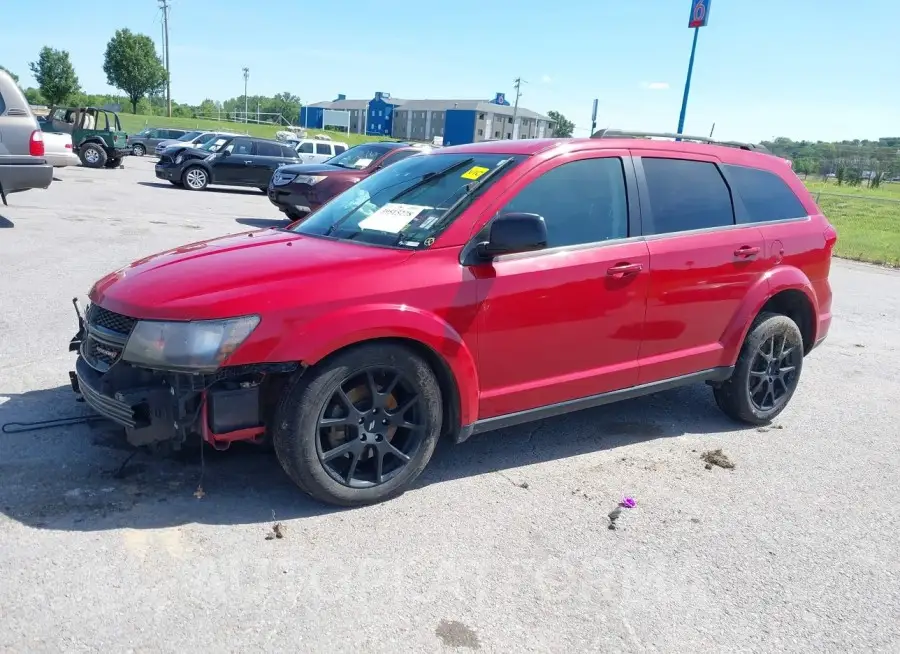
[353,158,373,169]
[358,203,431,233]
[461,165,490,180]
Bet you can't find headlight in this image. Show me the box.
[294,175,327,186]
[175,154,184,164]
[122,316,260,372]
[272,172,297,186]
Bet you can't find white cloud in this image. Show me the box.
[541,74,552,84]
[642,81,670,90]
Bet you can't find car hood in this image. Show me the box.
[163,145,209,158]
[88,228,413,320]
[277,162,362,176]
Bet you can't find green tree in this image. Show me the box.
[547,110,575,138]
[28,47,80,105]
[102,29,167,114]
[23,87,45,104]
[0,65,19,83]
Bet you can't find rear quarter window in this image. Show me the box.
[722,164,809,223]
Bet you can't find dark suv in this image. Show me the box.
[69,130,836,507]
[154,135,300,191]
[268,141,424,221]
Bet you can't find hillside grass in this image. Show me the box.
[803,179,900,267]
[116,113,389,146]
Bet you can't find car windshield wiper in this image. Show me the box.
[320,157,476,238]
[390,157,518,246]
[388,157,475,204]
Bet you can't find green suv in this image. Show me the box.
[46,106,130,168]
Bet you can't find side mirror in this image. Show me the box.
[220,149,231,157]
[476,213,548,259]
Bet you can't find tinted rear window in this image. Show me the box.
[723,164,808,223]
[641,158,734,235]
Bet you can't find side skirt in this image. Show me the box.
[455,366,734,443]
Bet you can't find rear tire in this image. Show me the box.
[132,144,146,156]
[79,143,107,169]
[273,343,443,506]
[182,165,209,191]
[713,312,804,425]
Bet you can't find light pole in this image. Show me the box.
[242,67,249,123]
[677,0,711,136]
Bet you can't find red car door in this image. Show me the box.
[472,150,650,419]
[632,152,768,384]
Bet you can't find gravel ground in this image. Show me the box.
[1,159,899,653]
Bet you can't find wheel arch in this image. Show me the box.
[257,304,481,433]
[77,137,106,150]
[310,336,464,442]
[720,266,820,363]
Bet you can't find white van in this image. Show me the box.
[293,139,349,164]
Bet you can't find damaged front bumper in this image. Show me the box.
[68,300,296,450]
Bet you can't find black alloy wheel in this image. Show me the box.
[747,333,800,412]
[713,312,804,424]
[274,343,443,506]
[316,368,424,488]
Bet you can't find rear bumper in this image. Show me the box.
[45,152,81,168]
[0,159,53,193]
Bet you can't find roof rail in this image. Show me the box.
[590,129,770,153]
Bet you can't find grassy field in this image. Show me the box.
[116,113,389,147]
[803,179,900,267]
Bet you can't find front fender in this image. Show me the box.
[263,304,480,426]
[719,266,818,365]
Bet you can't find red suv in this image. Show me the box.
[69,131,836,506]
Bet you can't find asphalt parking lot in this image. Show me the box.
[1,157,899,652]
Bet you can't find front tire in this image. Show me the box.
[79,144,107,168]
[713,312,804,425]
[182,165,209,191]
[273,343,443,506]
[132,144,146,156]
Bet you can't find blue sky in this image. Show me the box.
[1,0,897,142]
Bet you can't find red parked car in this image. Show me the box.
[267,141,426,221]
[69,130,836,506]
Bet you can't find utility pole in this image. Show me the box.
[158,0,171,117]
[242,67,249,123]
[512,77,526,139]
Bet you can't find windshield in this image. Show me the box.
[179,131,204,142]
[326,144,397,170]
[291,152,523,249]
[200,137,229,152]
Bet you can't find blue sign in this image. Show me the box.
[688,0,710,28]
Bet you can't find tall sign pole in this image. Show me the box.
[677,0,711,135]
[159,0,171,117]
[591,98,598,136]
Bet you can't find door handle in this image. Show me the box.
[606,262,643,277]
[244,160,253,165]
[734,246,760,258]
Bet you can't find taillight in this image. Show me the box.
[65,143,72,150]
[824,223,838,250]
[29,130,45,157]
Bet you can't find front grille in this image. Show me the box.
[88,305,136,335]
[158,154,173,164]
[82,304,136,372]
